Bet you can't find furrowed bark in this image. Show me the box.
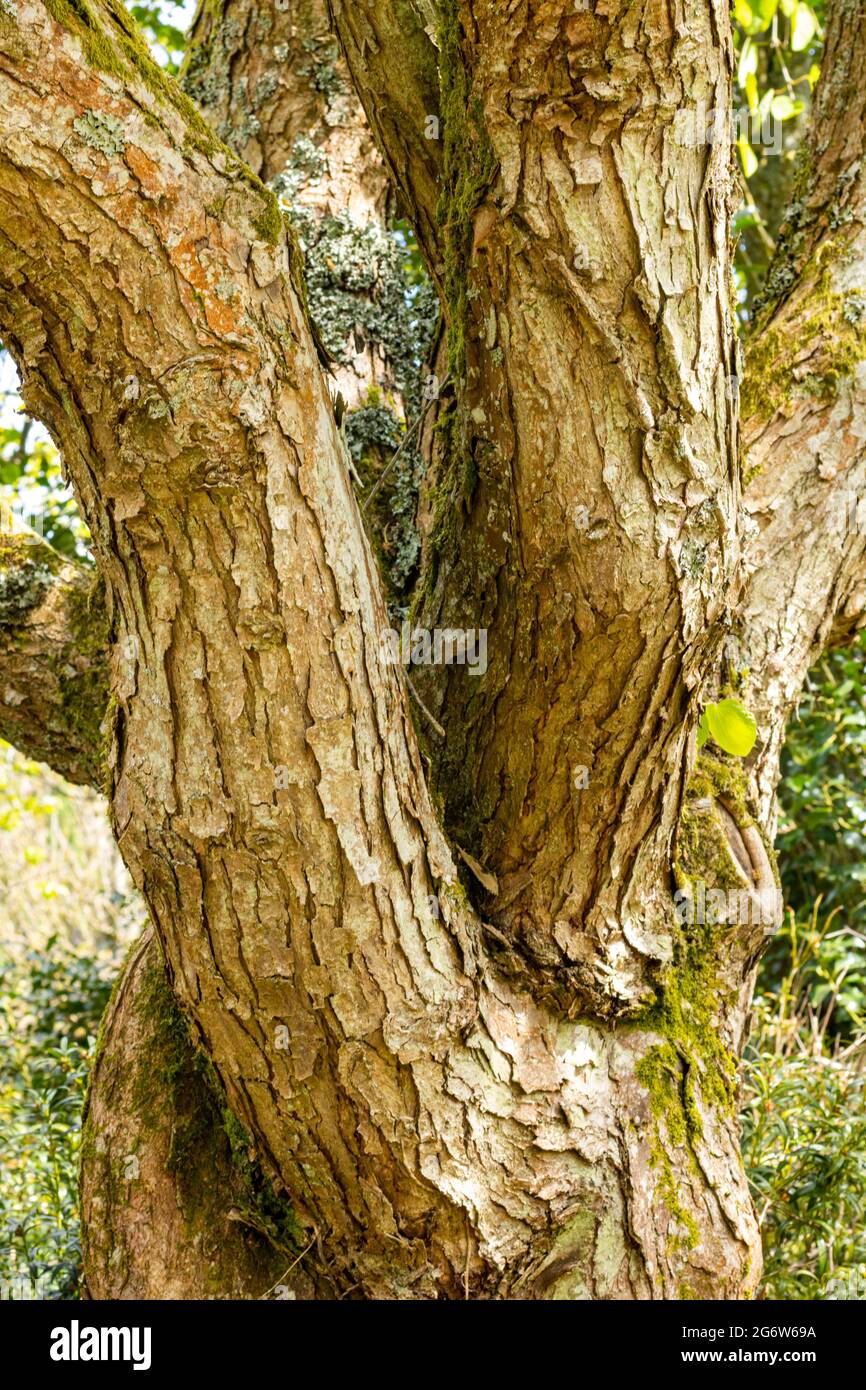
[182,0,432,602]
[0,0,479,1300]
[2,0,763,1298]
[736,0,866,821]
[78,0,432,1299]
[402,0,745,1011]
[182,0,390,211]
[0,529,108,783]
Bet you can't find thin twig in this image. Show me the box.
[404,672,446,737]
[258,1235,317,1300]
[362,375,452,514]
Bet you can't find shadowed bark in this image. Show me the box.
[81,927,326,1299]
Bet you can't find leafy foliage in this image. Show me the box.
[776,635,866,973]
[0,368,87,560]
[742,909,866,1300]
[127,2,187,75]
[0,941,114,1299]
[733,0,824,316]
[0,744,141,1298]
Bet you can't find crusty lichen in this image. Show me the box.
[43,0,268,183]
[0,553,55,626]
[72,109,127,157]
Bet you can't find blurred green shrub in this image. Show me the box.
[0,743,140,1299]
[742,907,866,1300]
[745,632,866,1298]
[776,635,866,961]
[0,940,114,1299]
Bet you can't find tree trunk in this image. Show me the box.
[80,928,322,1299]
[2,0,865,1300]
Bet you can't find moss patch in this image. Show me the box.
[743,244,866,426]
[629,753,767,1254]
[45,0,224,161]
[250,187,283,247]
[122,945,303,1254]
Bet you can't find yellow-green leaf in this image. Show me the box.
[738,139,759,178]
[738,36,758,86]
[701,698,758,758]
[751,0,779,30]
[791,2,818,51]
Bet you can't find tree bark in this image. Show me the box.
[71,0,440,1300]
[4,0,866,1301]
[81,927,323,1299]
[736,0,866,824]
[0,530,107,784]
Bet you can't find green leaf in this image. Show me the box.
[770,94,803,120]
[750,0,779,31]
[701,698,758,757]
[791,2,818,51]
[745,71,759,114]
[738,36,758,86]
[733,0,754,24]
[738,139,759,178]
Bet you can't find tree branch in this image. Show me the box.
[0,0,489,1295]
[326,0,443,281]
[409,0,740,994]
[0,529,108,785]
[737,0,866,811]
[182,0,391,213]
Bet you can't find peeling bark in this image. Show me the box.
[11,0,856,1300]
[0,0,482,1300]
[183,0,389,209]
[74,0,435,1300]
[406,0,743,1012]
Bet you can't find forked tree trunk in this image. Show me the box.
[2,0,866,1300]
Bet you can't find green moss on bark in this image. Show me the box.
[744,244,866,426]
[128,947,303,1252]
[43,0,240,166]
[630,753,768,1253]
